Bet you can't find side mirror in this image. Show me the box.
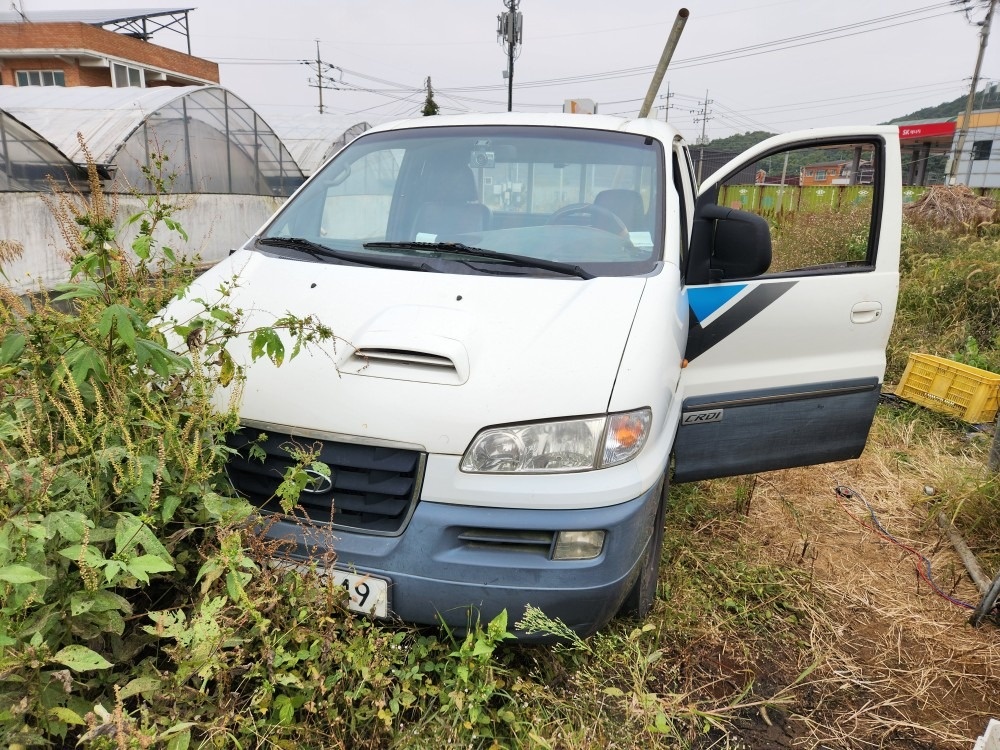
[689,203,771,283]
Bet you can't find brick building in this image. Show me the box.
[0,8,218,88]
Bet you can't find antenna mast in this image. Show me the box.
[497,0,523,112]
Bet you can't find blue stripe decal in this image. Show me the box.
[685,280,798,362]
[687,284,747,323]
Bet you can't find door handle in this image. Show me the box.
[851,301,882,324]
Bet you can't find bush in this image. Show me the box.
[0,152,339,747]
[889,222,1000,379]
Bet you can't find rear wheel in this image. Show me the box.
[619,475,668,618]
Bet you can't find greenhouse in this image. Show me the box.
[0,109,86,191]
[256,110,371,176]
[0,85,306,195]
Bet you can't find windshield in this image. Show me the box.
[260,125,664,277]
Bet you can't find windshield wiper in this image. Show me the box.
[257,236,426,271]
[362,241,594,280]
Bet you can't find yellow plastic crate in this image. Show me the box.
[895,353,1000,423]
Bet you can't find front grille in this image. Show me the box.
[226,428,425,535]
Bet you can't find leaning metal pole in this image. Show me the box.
[638,8,689,119]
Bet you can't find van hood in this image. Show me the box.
[188,251,647,454]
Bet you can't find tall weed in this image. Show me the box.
[0,152,335,747]
[890,224,1000,378]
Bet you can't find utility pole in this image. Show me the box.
[691,89,713,182]
[304,41,344,115]
[314,40,324,114]
[659,82,675,122]
[948,0,997,184]
[497,0,523,112]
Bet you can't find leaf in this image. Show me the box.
[161,494,183,523]
[113,305,139,348]
[118,676,162,700]
[50,280,103,301]
[472,639,494,657]
[135,338,187,377]
[48,706,86,726]
[42,511,92,543]
[0,564,48,584]
[127,554,174,583]
[166,729,191,750]
[164,217,189,242]
[132,234,152,260]
[210,308,235,324]
[0,332,25,365]
[249,329,285,366]
[64,343,107,386]
[58,544,106,569]
[159,721,195,739]
[203,493,253,524]
[103,559,126,583]
[218,348,236,387]
[69,589,131,617]
[52,645,113,672]
[115,514,169,558]
[266,332,285,366]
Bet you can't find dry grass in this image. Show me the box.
[724,410,1000,748]
[904,186,997,234]
[0,238,24,267]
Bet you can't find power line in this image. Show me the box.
[429,2,955,94]
[214,3,958,112]
[213,3,967,129]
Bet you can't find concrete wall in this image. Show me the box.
[0,192,283,295]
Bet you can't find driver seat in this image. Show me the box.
[409,158,491,240]
[594,189,646,230]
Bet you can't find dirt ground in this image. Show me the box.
[705,425,1000,749]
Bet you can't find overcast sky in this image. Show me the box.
[18,0,1000,139]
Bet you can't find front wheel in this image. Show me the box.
[619,474,668,619]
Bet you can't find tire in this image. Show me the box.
[619,474,668,619]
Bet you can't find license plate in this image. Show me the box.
[331,568,389,617]
[270,560,390,617]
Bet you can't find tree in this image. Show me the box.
[422,76,439,117]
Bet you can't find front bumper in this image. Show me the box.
[263,478,663,638]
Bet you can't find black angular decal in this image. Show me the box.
[685,281,798,362]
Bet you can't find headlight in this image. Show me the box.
[460,408,651,474]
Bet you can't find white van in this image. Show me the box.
[183,113,900,636]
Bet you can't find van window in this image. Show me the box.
[261,126,665,278]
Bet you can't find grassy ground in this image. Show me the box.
[485,215,1000,749]
[462,403,998,749]
[4,181,998,748]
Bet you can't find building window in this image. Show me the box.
[16,70,65,86]
[112,63,144,88]
[814,170,827,181]
[972,140,993,161]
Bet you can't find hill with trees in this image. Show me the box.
[703,86,1000,151]
[886,84,1000,124]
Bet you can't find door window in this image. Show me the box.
[710,140,882,276]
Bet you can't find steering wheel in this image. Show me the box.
[546,203,629,236]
